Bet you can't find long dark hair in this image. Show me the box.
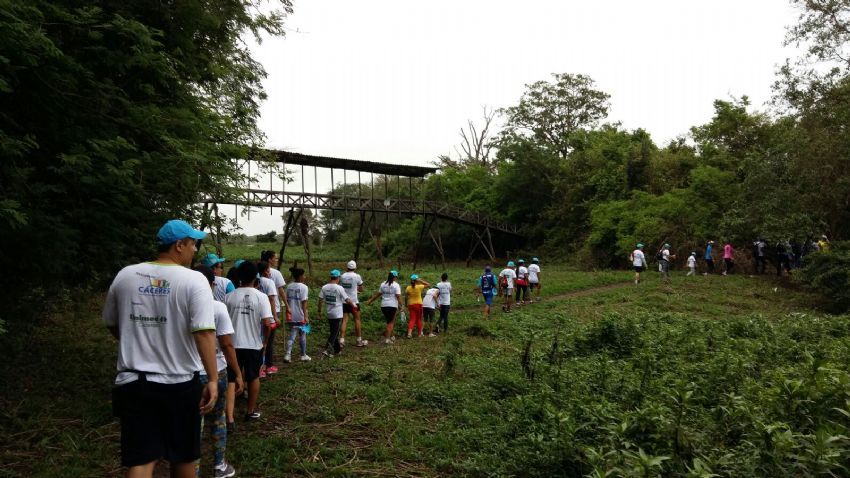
[386,272,396,285]
[260,250,276,262]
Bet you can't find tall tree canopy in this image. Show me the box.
[0,0,291,324]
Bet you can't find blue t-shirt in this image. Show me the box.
[705,244,713,260]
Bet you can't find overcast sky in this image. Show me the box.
[231,0,801,235]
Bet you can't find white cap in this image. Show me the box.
[347,260,357,270]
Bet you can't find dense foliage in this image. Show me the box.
[0,0,290,325]
[443,311,850,477]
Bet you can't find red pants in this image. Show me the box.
[407,303,423,334]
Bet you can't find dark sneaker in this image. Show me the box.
[226,421,235,434]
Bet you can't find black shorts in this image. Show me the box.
[633,266,645,273]
[343,303,360,314]
[423,307,435,322]
[111,374,202,467]
[529,282,540,289]
[236,348,263,382]
[381,306,397,324]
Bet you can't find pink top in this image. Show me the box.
[723,244,733,259]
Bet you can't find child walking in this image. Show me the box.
[283,267,310,362]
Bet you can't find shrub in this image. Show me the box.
[799,241,850,312]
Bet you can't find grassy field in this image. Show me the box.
[1,266,847,477]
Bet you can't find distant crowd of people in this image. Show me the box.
[629,235,832,284]
[103,219,545,477]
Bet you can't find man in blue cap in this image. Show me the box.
[103,219,219,478]
[201,253,234,303]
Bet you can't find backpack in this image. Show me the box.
[656,250,664,261]
[481,273,496,294]
[498,274,508,289]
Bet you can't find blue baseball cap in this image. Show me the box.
[234,259,246,269]
[532,257,539,262]
[507,261,515,267]
[157,220,206,245]
[201,253,226,268]
[330,269,341,278]
[390,270,399,277]
[410,274,419,280]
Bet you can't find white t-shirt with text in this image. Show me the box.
[340,271,364,304]
[285,282,310,323]
[320,283,348,319]
[225,287,273,350]
[102,262,216,385]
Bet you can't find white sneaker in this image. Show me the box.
[339,337,345,348]
[356,338,368,347]
[214,462,237,478]
[300,355,312,362]
[283,354,291,363]
[384,338,392,345]
[428,333,437,337]
[390,336,396,343]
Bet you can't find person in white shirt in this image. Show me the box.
[283,267,311,362]
[659,243,676,283]
[102,219,218,478]
[528,258,542,302]
[687,252,697,276]
[435,273,452,333]
[339,260,367,347]
[256,261,280,377]
[202,253,234,302]
[630,243,648,284]
[193,265,244,478]
[366,270,402,344]
[224,261,273,422]
[318,269,353,357]
[499,261,517,312]
[422,286,440,337]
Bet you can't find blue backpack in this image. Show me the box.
[480,273,497,295]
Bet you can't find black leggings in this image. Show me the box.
[326,318,341,354]
[437,305,450,331]
[515,285,528,302]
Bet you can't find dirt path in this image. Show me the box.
[455,280,633,313]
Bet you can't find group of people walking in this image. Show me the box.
[103,219,545,478]
[630,235,832,284]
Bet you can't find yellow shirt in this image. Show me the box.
[405,284,424,305]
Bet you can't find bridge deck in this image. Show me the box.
[215,189,519,235]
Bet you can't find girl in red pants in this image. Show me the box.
[404,274,431,338]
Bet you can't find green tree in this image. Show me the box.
[499,73,610,159]
[0,0,291,327]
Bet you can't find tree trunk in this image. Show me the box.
[298,211,313,278]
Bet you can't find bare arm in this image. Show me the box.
[301,300,309,324]
[261,318,273,348]
[193,330,219,412]
[366,291,381,305]
[219,334,244,395]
